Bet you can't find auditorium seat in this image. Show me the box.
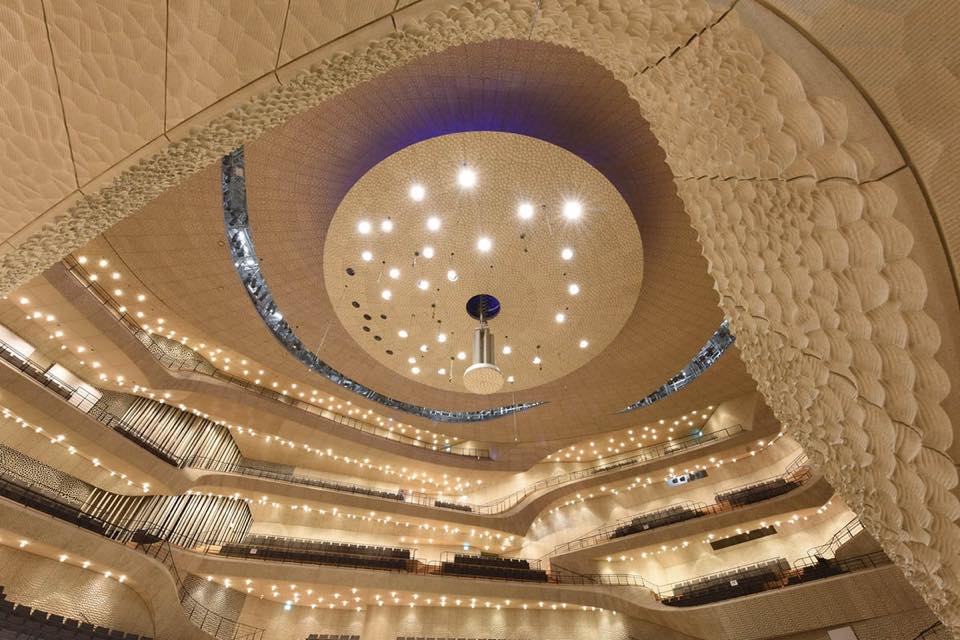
[0,586,148,640]
[439,554,548,582]
[219,535,412,572]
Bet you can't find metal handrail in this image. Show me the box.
[0,460,892,607]
[0,339,186,467]
[0,336,747,517]
[61,256,490,460]
[804,516,863,560]
[137,540,263,640]
[468,425,745,514]
[192,425,744,515]
[551,466,813,555]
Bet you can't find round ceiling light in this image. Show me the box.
[357,220,372,234]
[398,329,408,338]
[417,279,430,290]
[502,345,511,355]
[579,339,589,349]
[437,333,447,343]
[477,236,492,252]
[457,167,477,188]
[568,283,580,295]
[446,269,458,282]
[381,289,392,300]
[381,219,394,232]
[422,246,435,258]
[426,217,441,232]
[409,184,425,201]
[517,202,534,220]
[563,200,582,220]
[388,267,400,279]
[555,312,566,323]
[457,351,466,361]
[561,247,574,261]
[361,250,373,262]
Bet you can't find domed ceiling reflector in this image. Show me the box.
[463,294,504,395]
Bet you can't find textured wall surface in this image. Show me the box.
[0,545,155,636]
[0,443,93,504]
[0,0,955,635]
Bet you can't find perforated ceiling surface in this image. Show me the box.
[102,39,756,442]
[322,132,644,393]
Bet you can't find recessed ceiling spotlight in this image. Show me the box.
[388,267,401,279]
[409,184,425,201]
[426,217,441,232]
[477,236,492,252]
[398,330,408,338]
[422,246,435,259]
[437,333,447,343]
[563,200,583,220]
[438,368,446,375]
[457,167,477,188]
[517,202,534,220]
[411,366,420,375]
[407,357,416,364]
[561,247,574,261]
[417,279,430,290]
[357,220,372,234]
[555,312,566,323]
[507,375,515,383]
[457,351,466,360]
[579,339,589,349]
[419,344,428,353]
[381,289,392,301]
[502,345,512,355]
[361,250,373,262]
[532,355,542,365]
[446,269,458,282]
[380,219,394,233]
[568,283,580,295]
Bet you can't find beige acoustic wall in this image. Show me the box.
[0,544,155,636]
[237,593,696,640]
[776,606,940,640]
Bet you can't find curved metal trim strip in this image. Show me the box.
[618,320,735,413]
[221,147,545,424]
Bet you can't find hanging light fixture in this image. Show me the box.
[462,294,504,394]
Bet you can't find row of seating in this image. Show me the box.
[219,543,410,571]
[242,535,410,559]
[440,555,547,582]
[610,504,702,539]
[306,634,359,640]
[396,638,507,640]
[663,559,790,607]
[453,554,531,570]
[716,477,800,508]
[0,586,150,640]
[433,500,474,512]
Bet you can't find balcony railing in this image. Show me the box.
[61,257,490,460]
[0,458,892,609]
[0,338,748,518]
[190,425,744,515]
[0,464,262,640]
[551,466,813,555]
